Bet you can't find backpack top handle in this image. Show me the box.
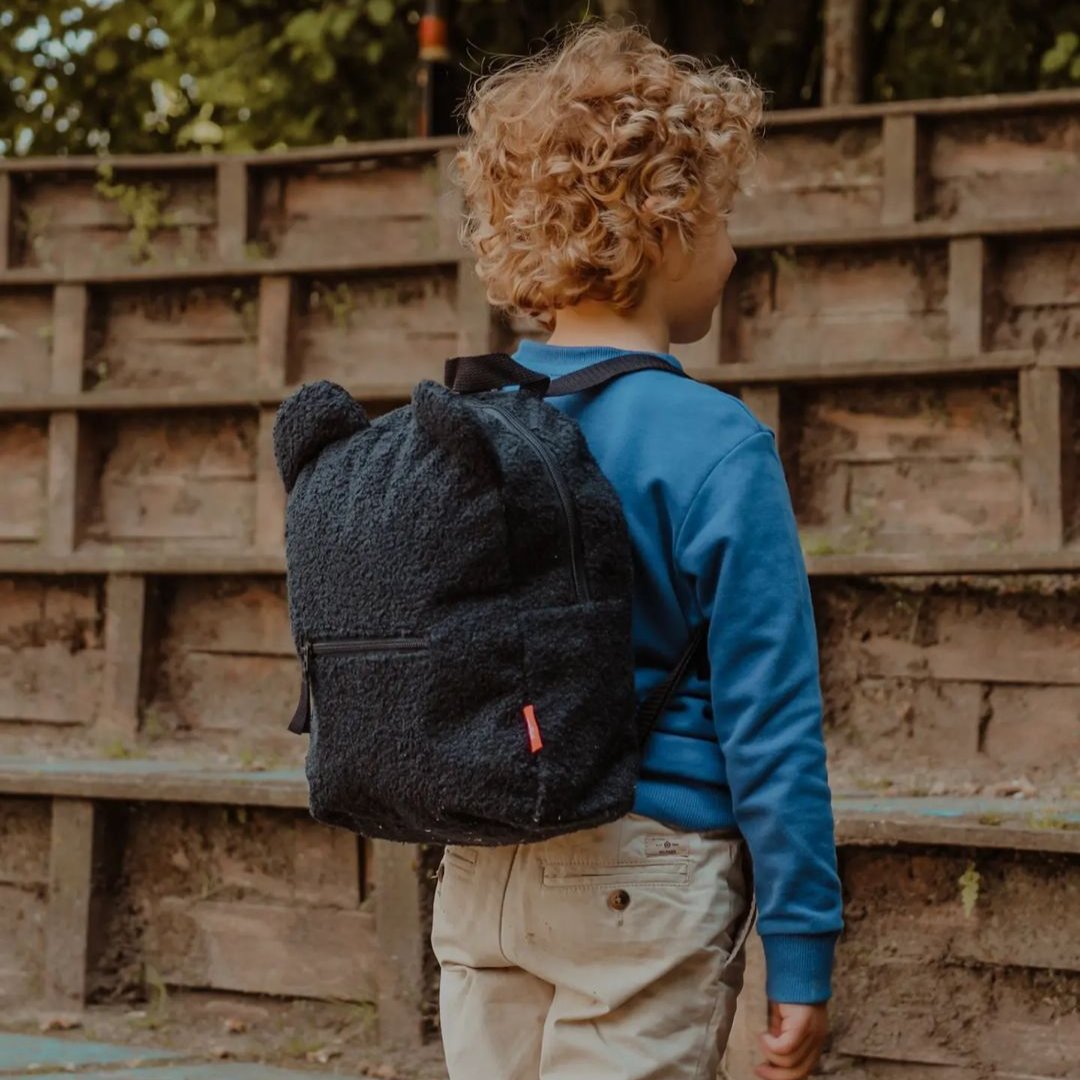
[445,351,690,397]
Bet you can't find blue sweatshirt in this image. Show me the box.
[510,339,843,1004]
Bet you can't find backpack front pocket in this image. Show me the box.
[301,611,537,844]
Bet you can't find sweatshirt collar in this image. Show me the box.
[512,338,684,375]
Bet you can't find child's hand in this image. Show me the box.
[755,1000,828,1079]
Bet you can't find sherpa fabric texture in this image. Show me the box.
[274,378,640,845]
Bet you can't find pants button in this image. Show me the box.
[607,889,631,911]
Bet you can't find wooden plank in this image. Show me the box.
[738,122,883,236]
[881,114,922,225]
[822,0,866,106]
[152,651,296,735]
[0,886,46,1000]
[1020,367,1065,549]
[806,548,1080,575]
[4,213,1080,289]
[947,237,987,357]
[792,379,1022,556]
[730,246,950,369]
[256,275,295,387]
[1,348,1064,417]
[0,287,53,393]
[0,418,48,542]
[1066,372,1079,543]
[263,161,442,265]
[3,546,1080,579]
[739,385,782,438]
[930,112,1080,225]
[45,413,91,556]
[156,577,291,655]
[990,238,1080,357]
[86,413,256,548]
[51,283,88,394]
[0,578,105,724]
[150,897,378,1001]
[833,961,1080,1071]
[0,798,50,999]
[982,684,1080,771]
[373,842,425,1045]
[0,756,309,808]
[100,574,147,740]
[435,146,462,255]
[47,286,89,554]
[18,172,216,276]
[440,143,492,358]
[841,847,1080,974]
[45,798,96,1008]
[0,172,11,272]
[0,641,103,723]
[88,282,259,393]
[216,158,250,262]
[2,763,1077,856]
[763,86,1080,126]
[254,408,285,555]
[0,550,292,575]
[0,135,459,172]
[853,611,1079,686]
[0,249,459,287]
[293,818,361,909]
[294,270,457,387]
[834,797,1080,856]
[0,796,51,886]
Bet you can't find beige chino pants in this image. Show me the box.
[431,811,756,1080]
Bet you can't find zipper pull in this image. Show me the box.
[288,644,313,735]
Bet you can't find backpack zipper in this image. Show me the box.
[476,401,590,604]
[311,637,430,655]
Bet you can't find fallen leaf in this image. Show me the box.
[306,1047,344,1064]
[39,1016,83,1032]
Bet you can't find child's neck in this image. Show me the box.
[545,297,671,355]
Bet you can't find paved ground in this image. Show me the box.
[0,1034,355,1079]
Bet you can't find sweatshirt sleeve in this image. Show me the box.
[674,427,844,1004]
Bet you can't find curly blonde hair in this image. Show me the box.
[452,22,763,326]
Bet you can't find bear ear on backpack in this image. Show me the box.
[412,380,501,480]
[273,380,370,493]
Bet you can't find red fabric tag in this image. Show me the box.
[523,704,543,753]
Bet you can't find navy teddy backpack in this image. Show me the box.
[273,351,707,845]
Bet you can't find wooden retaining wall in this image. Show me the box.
[1,88,1078,1073]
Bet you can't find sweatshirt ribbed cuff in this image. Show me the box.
[760,933,838,1004]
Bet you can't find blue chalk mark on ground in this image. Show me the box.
[838,796,1080,822]
[0,1034,366,1078]
[13,1067,339,1080]
[0,1033,181,1072]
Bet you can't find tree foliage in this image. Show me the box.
[1,0,1078,158]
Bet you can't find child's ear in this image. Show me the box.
[273,380,370,493]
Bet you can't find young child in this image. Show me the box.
[432,22,843,1080]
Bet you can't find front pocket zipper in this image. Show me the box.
[288,636,430,735]
[310,637,429,656]
[476,401,590,604]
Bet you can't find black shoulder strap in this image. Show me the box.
[634,623,709,745]
[445,353,552,395]
[445,351,690,397]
